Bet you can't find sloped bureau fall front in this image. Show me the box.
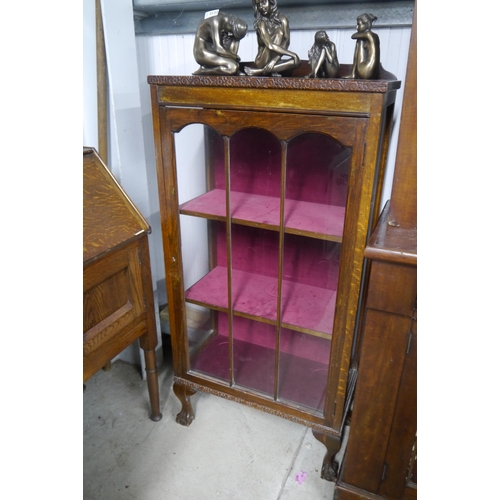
[149,65,400,480]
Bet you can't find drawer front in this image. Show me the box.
[83,240,145,357]
[365,260,416,317]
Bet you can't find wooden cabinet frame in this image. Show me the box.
[149,64,400,479]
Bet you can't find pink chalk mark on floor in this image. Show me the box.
[295,471,308,485]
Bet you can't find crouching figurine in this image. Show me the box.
[193,12,248,76]
[305,31,339,78]
[345,13,380,79]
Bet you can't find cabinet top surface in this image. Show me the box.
[148,63,400,94]
[83,148,150,264]
[365,203,417,265]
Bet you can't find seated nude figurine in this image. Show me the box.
[193,12,248,76]
[305,30,339,78]
[244,0,300,77]
[345,13,380,79]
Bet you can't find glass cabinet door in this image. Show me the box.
[174,120,352,417]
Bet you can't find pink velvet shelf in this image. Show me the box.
[180,189,345,242]
[185,266,337,338]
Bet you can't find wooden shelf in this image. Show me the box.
[180,189,345,242]
[185,266,336,339]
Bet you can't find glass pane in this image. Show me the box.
[278,133,351,412]
[232,316,275,397]
[281,235,340,335]
[229,128,281,228]
[278,328,330,411]
[284,133,350,240]
[228,129,281,397]
[175,124,230,383]
[189,310,230,383]
[229,223,280,322]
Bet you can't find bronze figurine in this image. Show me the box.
[244,0,300,77]
[305,31,339,78]
[345,13,380,79]
[193,12,248,76]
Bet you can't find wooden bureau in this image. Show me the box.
[83,147,162,421]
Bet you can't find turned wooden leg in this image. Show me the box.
[313,430,342,482]
[173,381,196,426]
[143,349,162,421]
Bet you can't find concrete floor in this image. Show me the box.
[83,344,347,500]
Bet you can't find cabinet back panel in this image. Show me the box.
[212,128,350,207]
[286,134,350,206]
[214,224,340,290]
[227,128,281,198]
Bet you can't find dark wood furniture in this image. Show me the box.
[83,147,162,421]
[149,64,400,478]
[334,5,416,499]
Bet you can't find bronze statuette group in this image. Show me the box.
[191,1,381,80]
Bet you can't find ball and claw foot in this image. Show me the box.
[173,381,196,426]
[313,429,342,482]
[176,410,194,427]
[321,458,339,482]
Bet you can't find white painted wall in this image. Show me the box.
[83,0,163,368]
[83,0,98,149]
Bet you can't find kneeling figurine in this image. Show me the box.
[193,12,248,76]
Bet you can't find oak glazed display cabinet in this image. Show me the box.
[149,63,400,480]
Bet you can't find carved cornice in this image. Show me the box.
[173,376,341,437]
[148,69,401,93]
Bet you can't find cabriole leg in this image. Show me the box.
[173,381,196,426]
[313,430,342,482]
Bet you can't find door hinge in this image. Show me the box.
[143,294,147,309]
[406,332,413,354]
[406,306,417,354]
[362,143,367,167]
[381,463,388,481]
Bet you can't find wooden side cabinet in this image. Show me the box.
[149,63,400,478]
[334,206,417,500]
[83,147,162,421]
